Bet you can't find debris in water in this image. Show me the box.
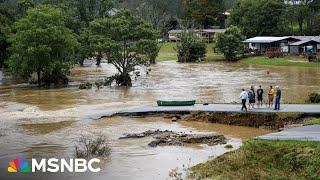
[120,129,227,147]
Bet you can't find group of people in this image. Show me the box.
[239,85,282,112]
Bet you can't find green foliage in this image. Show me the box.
[76,28,92,66]
[135,40,161,64]
[287,3,309,35]
[229,0,288,37]
[304,118,320,126]
[89,10,158,86]
[7,5,77,86]
[214,26,244,61]
[192,140,320,179]
[120,0,183,36]
[0,0,21,68]
[182,0,225,28]
[176,30,206,62]
[308,92,320,103]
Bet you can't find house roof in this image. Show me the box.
[244,36,292,43]
[202,29,227,33]
[290,39,320,46]
[168,29,226,34]
[290,36,320,42]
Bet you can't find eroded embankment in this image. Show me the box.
[181,112,306,129]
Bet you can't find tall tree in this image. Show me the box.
[229,0,288,37]
[8,5,77,86]
[182,0,225,28]
[89,10,158,86]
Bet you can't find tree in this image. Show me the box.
[135,40,161,64]
[89,10,158,86]
[77,28,92,66]
[182,0,225,28]
[229,0,288,37]
[0,0,32,68]
[40,0,116,66]
[286,1,310,35]
[176,30,206,63]
[8,5,77,87]
[214,26,244,61]
[0,6,11,68]
[119,0,183,37]
[305,0,320,35]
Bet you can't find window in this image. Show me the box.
[252,43,256,47]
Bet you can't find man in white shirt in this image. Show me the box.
[239,89,248,112]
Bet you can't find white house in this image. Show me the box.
[244,36,320,54]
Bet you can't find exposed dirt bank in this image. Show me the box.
[181,112,306,129]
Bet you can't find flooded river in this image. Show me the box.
[0,61,319,179]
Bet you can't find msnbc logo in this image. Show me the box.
[8,157,31,173]
[7,157,100,173]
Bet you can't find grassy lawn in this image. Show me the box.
[191,140,320,180]
[242,56,320,68]
[304,118,320,126]
[157,42,224,61]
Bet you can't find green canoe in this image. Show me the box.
[157,100,196,106]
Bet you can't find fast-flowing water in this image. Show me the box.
[0,61,319,179]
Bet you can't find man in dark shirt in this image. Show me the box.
[274,86,281,110]
[257,85,264,108]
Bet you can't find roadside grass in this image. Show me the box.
[242,56,320,68]
[157,42,224,61]
[191,140,320,180]
[304,118,320,126]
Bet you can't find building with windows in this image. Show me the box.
[244,36,320,54]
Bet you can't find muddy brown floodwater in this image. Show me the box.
[0,61,319,179]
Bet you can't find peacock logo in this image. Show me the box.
[8,157,31,173]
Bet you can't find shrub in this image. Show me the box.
[308,92,320,103]
[75,135,111,158]
[176,30,206,62]
[214,26,244,61]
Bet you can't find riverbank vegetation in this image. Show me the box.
[191,140,320,179]
[75,135,111,158]
[304,118,320,126]
[176,30,206,62]
[8,5,77,87]
[242,56,320,68]
[88,11,158,86]
[308,92,320,103]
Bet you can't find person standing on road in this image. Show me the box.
[248,86,256,110]
[274,86,281,110]
[268,86,275,108]
[257,85,264,108]
[239,89,248,112]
